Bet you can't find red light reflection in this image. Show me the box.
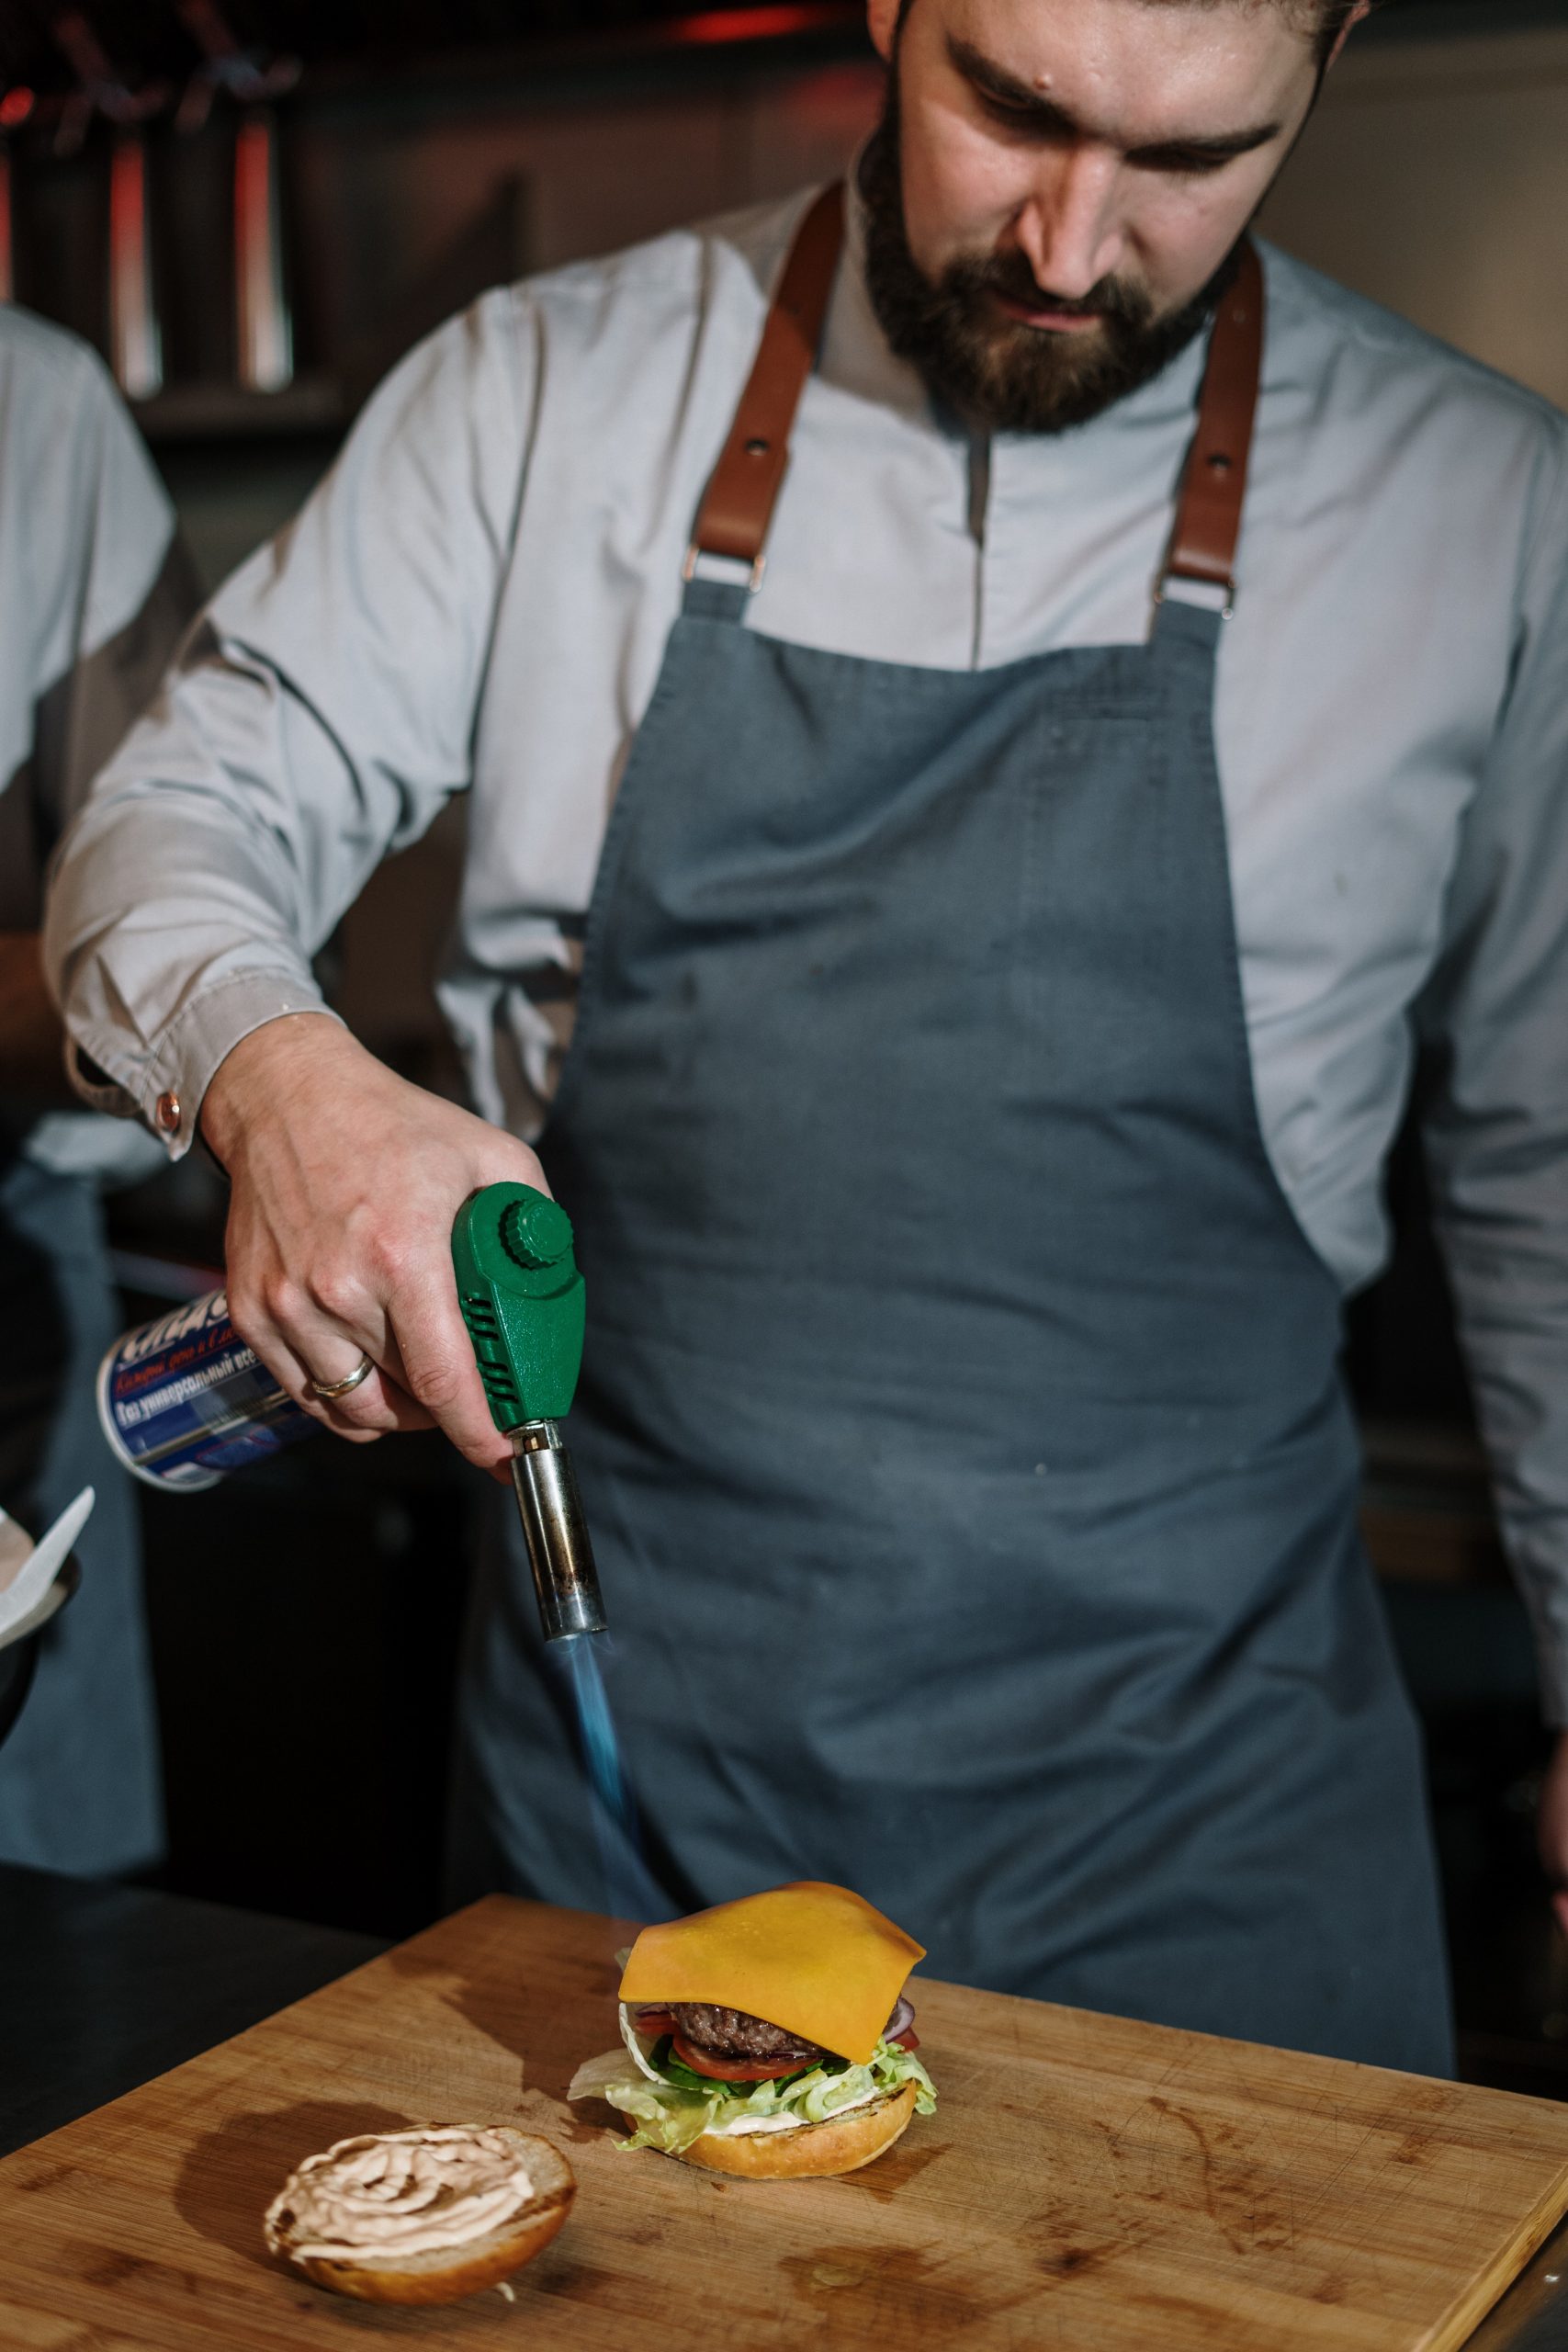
[671,6,840,44]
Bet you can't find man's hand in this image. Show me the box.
[201,1013,547,1475]
[1538,1730,1568,1939]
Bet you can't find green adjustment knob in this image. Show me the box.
[501,1192,574,1271]
[451,1182,586,1433]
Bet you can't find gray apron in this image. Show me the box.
[0,1150,164,1872]
[454,197,1452,2074]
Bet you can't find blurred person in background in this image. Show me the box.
[43,0,1568,2073]
[0,305,196,1872]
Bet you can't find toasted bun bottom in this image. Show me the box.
[675,2079,917,2180]
[276,2132,574,2307]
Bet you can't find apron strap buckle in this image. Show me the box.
[1154,575,1236,624]
[682,542,767,596]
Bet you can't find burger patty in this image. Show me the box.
[671,2003,826,2065]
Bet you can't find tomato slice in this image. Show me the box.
[670,2032,811,2083]
[890,2029,920,2052]
[626,2007,678,2038]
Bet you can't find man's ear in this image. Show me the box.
[866,0,902,67]
[1323,1,1371,74]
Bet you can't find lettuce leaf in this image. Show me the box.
[568,2011,937,2156]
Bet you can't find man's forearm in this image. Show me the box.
[0,932,75,1104]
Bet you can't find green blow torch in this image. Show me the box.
[451,1182,607,1642]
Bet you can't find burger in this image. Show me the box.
[568,1881,936,2178]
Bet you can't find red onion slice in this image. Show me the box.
[886,1996,915,2042]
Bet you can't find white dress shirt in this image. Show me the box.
[45,183,1568,1711]
[0,302,189,1183]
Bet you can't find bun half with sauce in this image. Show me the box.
[264,2125,574,2305]
[568,1881,936,2179]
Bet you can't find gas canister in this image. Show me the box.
[97,1288,313,1491]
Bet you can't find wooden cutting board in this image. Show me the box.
[4,1894,1568,2350]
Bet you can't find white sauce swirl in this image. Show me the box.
[265,2127,535,2263]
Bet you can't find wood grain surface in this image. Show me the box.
[4,1894,1568,2350]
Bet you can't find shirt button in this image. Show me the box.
[154,1091,181,1135]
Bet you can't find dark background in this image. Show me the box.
[5,0,1568,2093]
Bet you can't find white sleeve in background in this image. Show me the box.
[1416,421,1568,1722]
[0,310,192,925]
[0,309,198,1188]
[43,288,536,1155]
[39,358,198,834]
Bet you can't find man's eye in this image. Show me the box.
[977,91,1055,133]
[1138,150,1231,178]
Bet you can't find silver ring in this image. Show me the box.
[306,1353,376,1401]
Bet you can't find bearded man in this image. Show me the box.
[46,0,1568,2074]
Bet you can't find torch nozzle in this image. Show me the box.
[509,1419,607,1642]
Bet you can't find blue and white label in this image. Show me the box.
[97,1289,317,1491]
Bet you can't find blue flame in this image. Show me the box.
[552,1632,662,1922]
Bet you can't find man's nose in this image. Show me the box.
[1013,145,1124,300]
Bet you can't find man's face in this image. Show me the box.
[862,0,1337,431]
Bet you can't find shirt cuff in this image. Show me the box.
[65,971,344,1160]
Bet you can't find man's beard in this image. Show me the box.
[858,92,1246,435]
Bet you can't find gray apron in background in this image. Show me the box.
[0,1151,164,1872]
[453,210,1452,2074]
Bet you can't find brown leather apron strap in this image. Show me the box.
[691,190,1258,607]
[685,181,846,587]
[1160,241,1265,614]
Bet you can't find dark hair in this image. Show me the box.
[1309,0,1370,62]
[893,0,1368,68]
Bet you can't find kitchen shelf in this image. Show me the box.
[131,373,349,446]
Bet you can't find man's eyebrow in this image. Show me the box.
[945,34,1283,161]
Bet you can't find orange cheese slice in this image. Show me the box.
[618,1882,924,2067]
